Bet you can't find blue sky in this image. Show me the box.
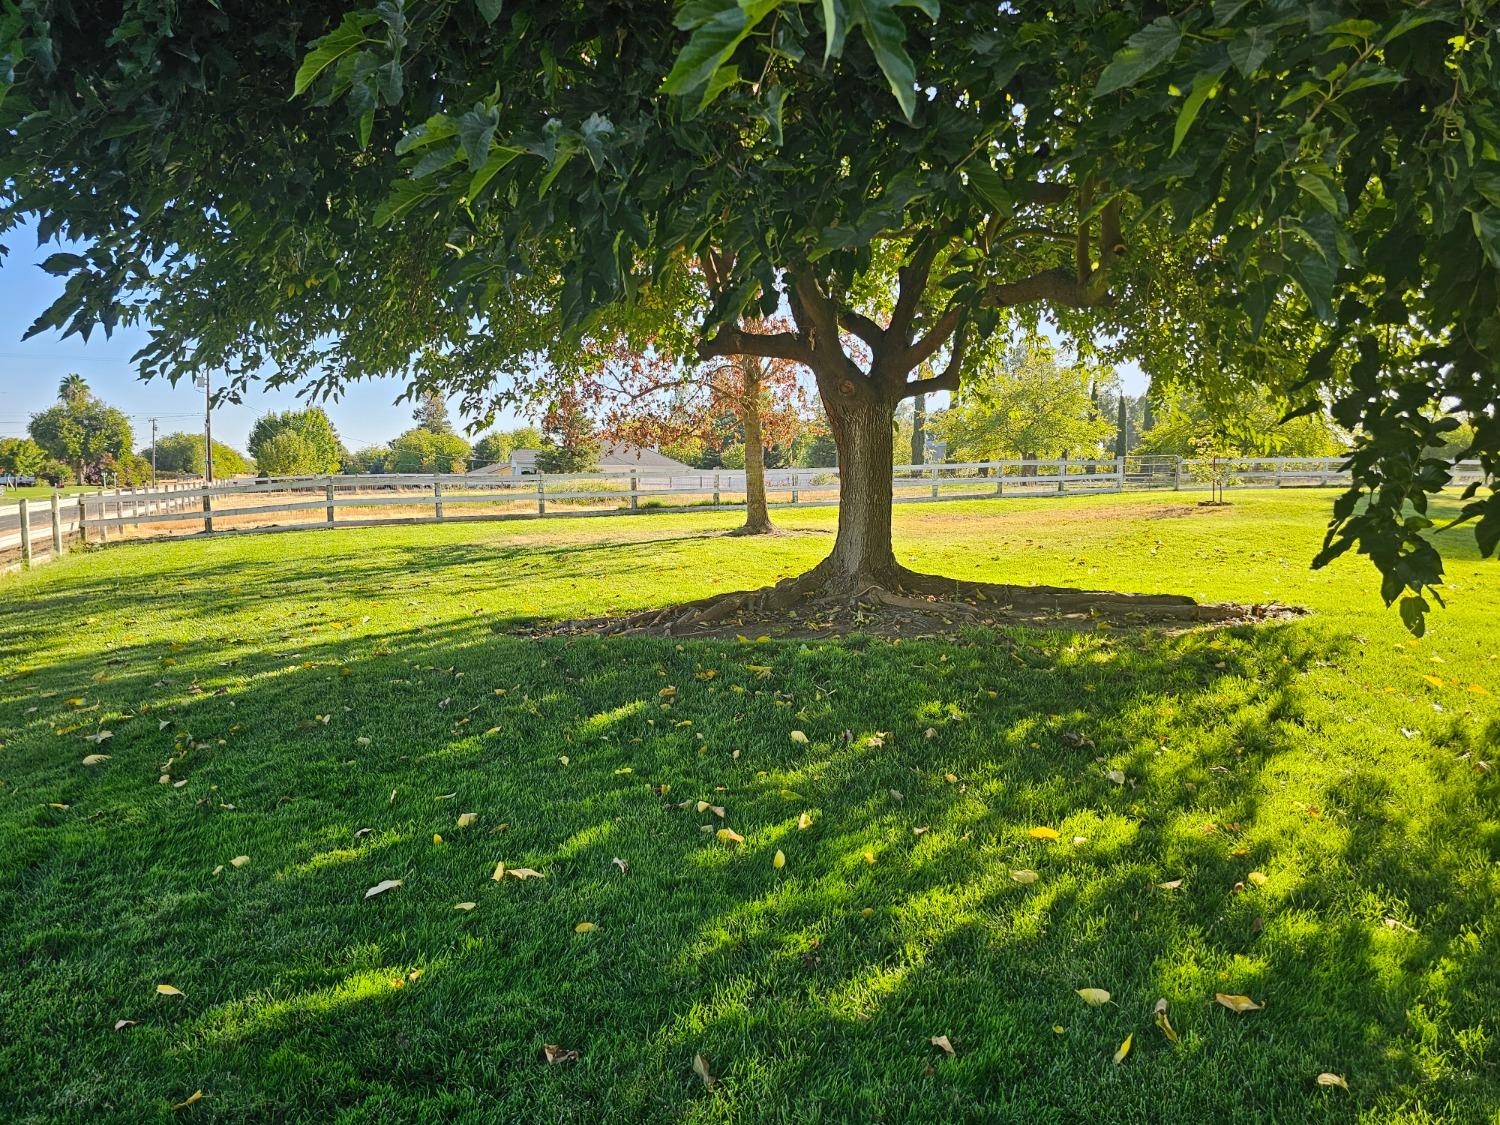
[1,216,1145,453]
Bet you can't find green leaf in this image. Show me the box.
[1323,19,1379,39]
[1170,70,1222,156]
[358,109,374,150]
[292,12,376,98]
[1227,28,1271,76]
[1297,174,1341,215]
[764,84,788,145]
[457,103,500,171]
[1472,208,1500,269]
[475,0,504,23]
[1094,18,1181,98]
[964,159,1010,211]
[849,0,919,120]
[1398,595,1428,636]
[467,146,523,200]
[395,115,459,156]
[39,252,88,276]
[1211,0,1250,25]
[820,0,839,62]
[662,0,777,98]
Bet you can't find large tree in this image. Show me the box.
[2,2,1496,628]
[27,377,133,484]
[247,409,345,476]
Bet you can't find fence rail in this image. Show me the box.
[1,456,1487,571]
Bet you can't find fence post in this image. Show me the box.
[1116,456,1125,491]
[537,475,546,516]
[51,492,63,556]
[96,489,108,542]
[1275,460,1285,488]
[1173,457,1181,490]
[713,472,721,508]
[17,499,31,567]
[434,477,445,521]
[1057,456,1067,493]
[629,473,638,511]
[790,474,799,505]
[325,479,336,525]
[77,495,88,546]
[203,486,214,534]
[930,463,939,499]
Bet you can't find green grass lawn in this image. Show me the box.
[0,483,96,504]
[1,491,1496,1123]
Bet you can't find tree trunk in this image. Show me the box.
[814,391,899,588]
[911,393,926,465]
[739,358,774,534]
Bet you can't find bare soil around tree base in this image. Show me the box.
[539,567,1305,641]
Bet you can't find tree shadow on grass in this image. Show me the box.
[1,605,1495,1122]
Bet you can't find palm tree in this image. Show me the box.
[58,374,90,404]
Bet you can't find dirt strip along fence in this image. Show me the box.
[0,456,1487,572]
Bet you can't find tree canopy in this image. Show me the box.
[247,409,345,476]
[26,377,133,484]
[2,0,1496,624]
[144,432,254,478]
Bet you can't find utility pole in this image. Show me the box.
[196,372,215,483]
[149,417,158,485]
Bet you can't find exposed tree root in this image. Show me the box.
[538,562,1304,641]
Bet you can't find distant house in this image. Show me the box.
[466,442,692,477]
[596,442,693,475]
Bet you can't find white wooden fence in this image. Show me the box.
[0,456,1486,571]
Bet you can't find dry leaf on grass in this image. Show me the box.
[773,850,786,869]
[574,922,597,933]
[171,1090,203,1111]
[1010,869,1039,884]
[542,1044,579,1065]
[797,811,813,830]
[1029,827,1061,841]
[457,813,478,828]
[156,984,184,997]
[612,856,630,874]
[83,730,113,744]
[1153,998,1178,1042]
[82,754,111,766]
[789,730,808,744]
[1113,1033,1133,1064]
[491,862,506,881]
[1156,878,1183,890]
[364,879,403,899]
[1247,871,1268,887]
[1215,993,1264,1012]
[454,902,477,912]
[508,867,544,880]
[114,1019,138,1031]
[717,828,745,844]
[930,1034,955,1058]
[1316,1072,1349,1090]
[1076,988,1111,1006]
[229,855,250,868]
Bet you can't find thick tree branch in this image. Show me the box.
[838,309,885,350]
[1014,181,1071,206]
[889,232,945,343]
[698,326,812,364]
[984,267,1112,310]
[901,321,969,399]
[896,302,962,373]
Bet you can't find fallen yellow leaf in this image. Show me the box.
[491,862,506,881]
[789,730,808,744]
[114,1018,138,1031]
[156,984,183,997]
[457,812,478,828]
[433,834,443,845]
[862,850,876,864]
[364,878,403,899]
[1467,683,1489,695]
[693,1053,717,1088]
[454,902,477,911]
[930,1034,955,1058]
[1076,988,1111,1006]
[542,1044,579,1065]
[229,855,250,868]
[773,849,786,869]
[81,754,111,766]
[1423,674,1443,688]
[508,867,544,879]
[171,1089,203,1111]
[1156,879,1183,890]
[1154,998,1178,1043]
[944,772,958,783]
[574,922,596,933]
[1215,992,1264,1012]
[797,811,812,830]
[1010,868,1039,884]
[1113,1032,1133,1064]
[717,828,745,844]
[1316,1072,1349,1090]
[1247,870,1268,887]
[1029,826,1061,841]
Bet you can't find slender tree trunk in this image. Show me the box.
[739,357,774,534]
[814,390,899,588]
[911,394,926,465]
